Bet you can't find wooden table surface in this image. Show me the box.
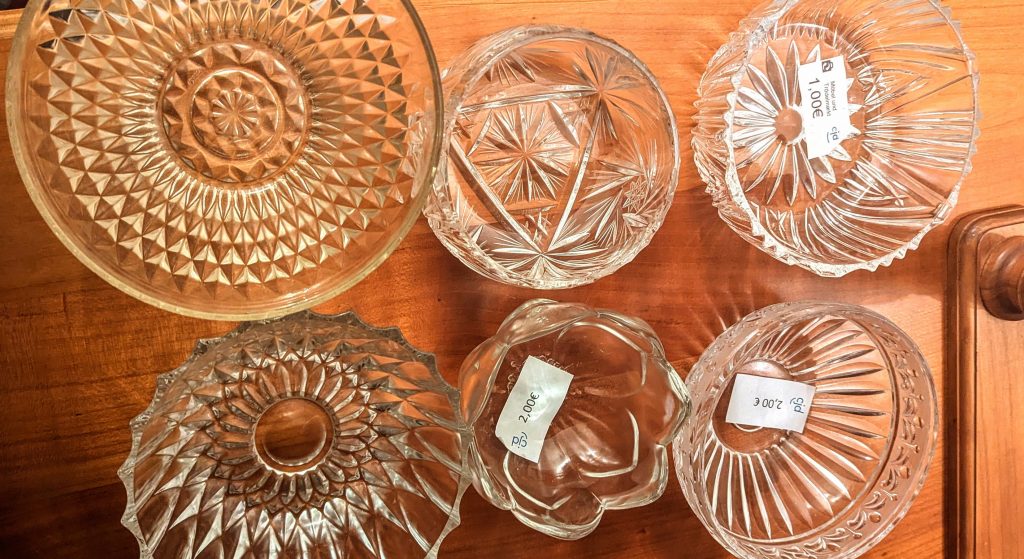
[1,1,1021,557]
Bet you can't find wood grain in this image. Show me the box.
[948,207,1024,559]
[0,0,1022,557]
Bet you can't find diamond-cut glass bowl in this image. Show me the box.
[459,299,690,539]
[425,26,680,289]
[7,0,442,319]
[674,302,937,559]
[119,311,470,559]
[692,0,979,276]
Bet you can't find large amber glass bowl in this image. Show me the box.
[7,0,442,319]
[119,311,470,559]
[425,26,680,289]
[692,0,979,277]
[460,299,690,539]
[674,302,937,559]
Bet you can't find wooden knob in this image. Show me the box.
[981,236,1024,321]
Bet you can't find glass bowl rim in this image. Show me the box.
[428,24,681,290]
[117,309,472,558]
[6,0,445,320]
[460,298,691,539]
[674,300,939,557]
[715,0,981,277]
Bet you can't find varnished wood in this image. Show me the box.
[948,206,1024,559]
[980,235,1024,321]
[1,1,1023,557]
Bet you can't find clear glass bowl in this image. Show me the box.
[7,0,442,319]
[692,0,979,277]
[460,299,690,539]
[119,311,470,559]
[674,302,937,559]
[425,26,680,289]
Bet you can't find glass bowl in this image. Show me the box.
[119,311,470,559]
[692,0,979,277]
[425,26,680,289]
[7,0,442,319]
[674,302,937,559]
[459,299,690,539]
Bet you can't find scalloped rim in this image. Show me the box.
[117,310,472,559]
[6,0,445,320]
[424,25,682,290]
[461,299,692,540]
[674,301,939,558]
[712,0,980,278]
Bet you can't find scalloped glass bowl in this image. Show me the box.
[425,26,680,289]
[7,0,442,319]
[459,299,690,539]
[119,312,470,559]
[692,0,979,277]
[674,302,937,559]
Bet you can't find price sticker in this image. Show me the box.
[495,356,573,463]
[725,374,816,433]
[798,55,858,160]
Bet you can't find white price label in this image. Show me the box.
[495,356,573,463]
[798,55,857,160]
[725,374,816,433]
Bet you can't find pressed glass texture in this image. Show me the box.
[692,0,979,276]
[426,26,679,289]
[119,311,470,559]
[675,302,937,559]
[7,0,442,319]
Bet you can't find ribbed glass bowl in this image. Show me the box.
[425,26,680,289]
[119,311,470,559]
[7,0,442,319]
[692,0,979,277]
[460,299,690,539]
[674,302,937,559]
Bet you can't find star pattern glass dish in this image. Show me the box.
[119,311,470,559]
[7,0,442,319]
[425,26,680,289]
[459,299,690,539]
[674,302,937,559]
[692,0,979,277]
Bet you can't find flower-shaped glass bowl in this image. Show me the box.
[119,311,470,559]
[7,0,442,319]
[692,0,979,277]
[459,299,690,539]
[674,302,937,559]
[425,26,680,289]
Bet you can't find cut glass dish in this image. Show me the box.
[674,302,937,559]
[459,299,690,539]
[7,0,442,319]
[425,26,680,289]
[119,311,470,559]
[692,0,979,277]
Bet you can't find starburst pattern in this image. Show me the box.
[119,312,470,559]
[471,103,577,207]
[675,303,937,559]
[575,137,664,245]
[692,0,979,277]
[733,41,861,207]
[9,0,441,318]
[209,91,261,138]
[161,41,307,181]
[425,27,679,289]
